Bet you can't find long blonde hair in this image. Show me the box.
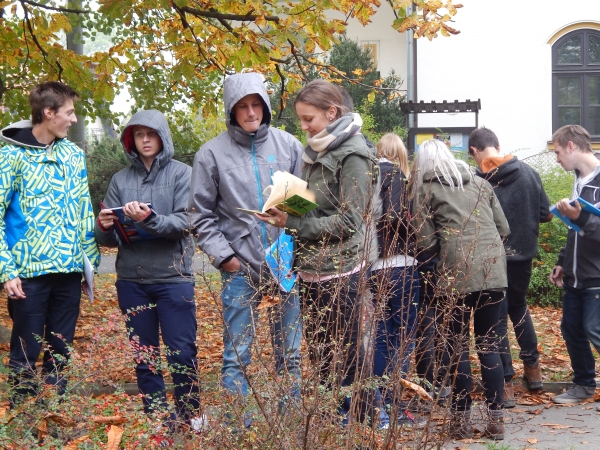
[376,133,409,175]
[408,139,471,198]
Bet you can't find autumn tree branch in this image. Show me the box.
[20,0,91,14]
[179,6,280,23]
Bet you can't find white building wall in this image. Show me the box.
[332,2,407,82]
[416,0,600,155]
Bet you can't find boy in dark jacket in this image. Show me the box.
[549,125,600,406]
[470,127,552,406]
[95,110,204,431]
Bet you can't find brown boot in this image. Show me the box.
[449,409,473,439]
[485,409,505,440]
[523,361,543,390]
[504,381,516,408]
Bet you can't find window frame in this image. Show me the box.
[552,29,600,139]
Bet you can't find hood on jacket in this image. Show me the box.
[1,119,52,149]
[120,110,174,173]
[477,155,521,187]
[224,73,272,132]
[572,154,600,200]
[422,162,473,187]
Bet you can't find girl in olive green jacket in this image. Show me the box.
[257,80,385,427]
[410,139,509,440]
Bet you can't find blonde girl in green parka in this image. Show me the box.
[409,139,509,441]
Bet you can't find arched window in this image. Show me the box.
[552,29,600,138]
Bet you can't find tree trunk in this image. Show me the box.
[66,0,86,151]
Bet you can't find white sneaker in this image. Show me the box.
[190,415,210,433]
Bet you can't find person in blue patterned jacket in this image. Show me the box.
[0,81,100,406]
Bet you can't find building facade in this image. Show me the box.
[341,0,600,155]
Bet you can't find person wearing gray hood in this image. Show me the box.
[189,73,303,420]
[95,110,204,432]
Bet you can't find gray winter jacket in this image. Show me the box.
[94,110,194,284]
[189,73,303,281]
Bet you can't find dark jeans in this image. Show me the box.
[498,259,540,381]
[415,271,449,388]
[8,273,82,402]
[446,290,504,411]
[116,281,200,419]
[301,272,379,421]
[561,284,600,387]
[371,266,419,403]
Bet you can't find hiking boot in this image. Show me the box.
[523,362,543,390]
[552,384,595,404]
[448,409,473,439]
[503,381,516,409]
[484,409,504,440]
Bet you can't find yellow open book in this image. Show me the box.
[236,171,318,217]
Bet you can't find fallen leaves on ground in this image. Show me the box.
[106,425,124,450]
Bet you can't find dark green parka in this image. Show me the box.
[413,165,510,295]
[286,134,378,275]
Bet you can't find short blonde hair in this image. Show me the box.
[376,133,409,175]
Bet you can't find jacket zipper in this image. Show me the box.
[250,134,269,249]
[572,183,599,288]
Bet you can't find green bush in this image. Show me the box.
[527,168,574,307]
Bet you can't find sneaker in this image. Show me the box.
[377,409,390,430]
[552,385,595,404]
[224,412,253,432]
[396,409,427,428]
[190,415,210,433]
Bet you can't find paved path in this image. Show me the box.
[462,400,600,450]
[98,252,218,275]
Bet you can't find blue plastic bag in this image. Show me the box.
[265,233,296,293]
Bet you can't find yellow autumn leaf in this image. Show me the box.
[106,425,124,450]
[64,435,91,450]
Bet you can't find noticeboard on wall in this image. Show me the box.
[407,127,476,154]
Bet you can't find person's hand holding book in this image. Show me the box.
[256,208,288,228]
[97,209,115,230]
[123,201,152,222]
[556,198,582,220]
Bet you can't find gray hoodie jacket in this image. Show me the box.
[189,73,303,281]
[94,110,194,283]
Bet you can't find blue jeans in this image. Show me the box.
[561,284,600,387]
[8,273,82,402]
[371,266,419,390]
[116,281,200,418]
[220,271,302,397]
